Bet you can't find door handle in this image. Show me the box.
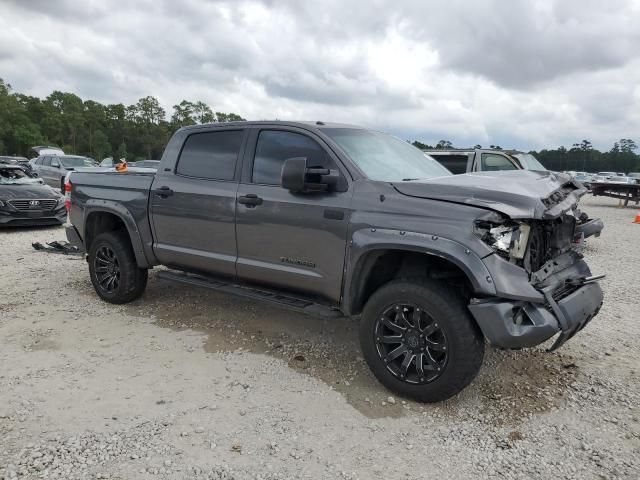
[153,186,174,197]
[238,194,263,207]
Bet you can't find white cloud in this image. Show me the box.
[1,0,639,150]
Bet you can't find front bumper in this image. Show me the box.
[468,260,603,350]
[0,207,66,226]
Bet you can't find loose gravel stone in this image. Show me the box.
[0,196,638,479]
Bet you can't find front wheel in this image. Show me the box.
[88,231,148,304]
[360,279,484,403]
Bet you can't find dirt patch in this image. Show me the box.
[127,275,577,421]
[475,348,579,426]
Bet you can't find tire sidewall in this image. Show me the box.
[360,280,484,402]
[88,233,130,302]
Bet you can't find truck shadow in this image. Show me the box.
[127,272,578,423]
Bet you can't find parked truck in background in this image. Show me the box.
[65,121,604,402]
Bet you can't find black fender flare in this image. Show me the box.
[342,227,497,315]
[83,200,152,268]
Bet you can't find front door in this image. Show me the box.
[150,128,246,278]
[235,128,352,303]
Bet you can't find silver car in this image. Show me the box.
[32,155,98,191]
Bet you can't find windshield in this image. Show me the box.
[323,128,452,182]
[513,153,547,171]
[61,157,96,168]
[0,167,42,185]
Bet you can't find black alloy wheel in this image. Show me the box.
[375,302,448,384]
[360,279,484,402]
[93,245,121,293]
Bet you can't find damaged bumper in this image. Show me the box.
[469,257,604,350]
[65,224,85,252]
[575,217,604,239]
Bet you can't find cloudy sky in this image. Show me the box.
[1,0,640,150]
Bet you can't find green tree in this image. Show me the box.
[92,129,111,161]
[411,140,432,149]
[171,100,196,127]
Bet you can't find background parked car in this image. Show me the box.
[592,172,637,184]
[573,172,595,189]
[627,172,640,183]
[32,155,98,192]
[0,164,66,227]
[30,145,65,158]
[423,148,547,174]
[0,155,35,175]
[131,160,160,169]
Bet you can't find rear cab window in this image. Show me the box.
[176,130,244,180]
[430,154,469,174]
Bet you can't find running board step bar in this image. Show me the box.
[156,270,343,318]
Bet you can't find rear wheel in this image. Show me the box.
[360,279,484,402]
[88,231,147,304]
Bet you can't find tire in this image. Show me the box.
[88,231,148,304]
[359,278,484,403]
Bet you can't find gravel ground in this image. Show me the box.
[0,195,639,479]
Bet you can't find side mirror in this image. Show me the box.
[281,157,339,193]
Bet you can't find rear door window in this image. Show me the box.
[176,130,244,180]
[481,154,518,171]
[42,157,52,167]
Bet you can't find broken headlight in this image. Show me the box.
[475,214,531,260]
[489,224,530,259]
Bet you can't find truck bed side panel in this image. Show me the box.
[69,171,157,266]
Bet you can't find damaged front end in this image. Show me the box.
[469,186,604,351]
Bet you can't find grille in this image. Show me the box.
[8,199,58,211]
[527,217,575,272]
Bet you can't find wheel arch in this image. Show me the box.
[343,229,497,315]
[83,201,151,268]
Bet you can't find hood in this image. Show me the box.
[393,170,586,220]
[0,183,62,200]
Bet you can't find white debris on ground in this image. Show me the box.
[0,195,638,479]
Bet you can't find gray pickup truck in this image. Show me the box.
[66,121,604,402]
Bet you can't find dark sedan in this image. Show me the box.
[0,165,66,227]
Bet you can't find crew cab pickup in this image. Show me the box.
[66,121,604,402]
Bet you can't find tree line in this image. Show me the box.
[412,138,640,173]
[2,77,638,172]
[0,78,244,161]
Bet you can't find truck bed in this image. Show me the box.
[67,168,157,264]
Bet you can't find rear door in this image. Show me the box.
[150,127,247,278]
[235,127,353,303]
